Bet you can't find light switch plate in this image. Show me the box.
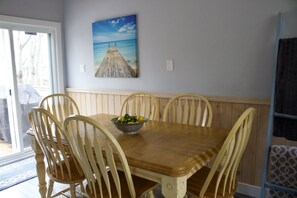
[80,64,86,73]
[166,60,173,71]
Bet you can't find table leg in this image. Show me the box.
[30,136,47,198]
[161,175,187,198]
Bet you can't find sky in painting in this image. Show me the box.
[92,15,137,43]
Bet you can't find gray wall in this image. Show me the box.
[0,0,63,22]
[1,0,296,98]
[64,0,296,98]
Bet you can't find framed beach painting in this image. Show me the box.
[92,14,138,78]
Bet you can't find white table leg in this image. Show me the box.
[30,136,47,198]
[161,175,187,198]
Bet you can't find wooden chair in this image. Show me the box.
[120,92,159,120]
[29,107,85,198]
[39,93,80,123]
[186,107,255,198]
[162,94,213,127]
[63,114,158,198]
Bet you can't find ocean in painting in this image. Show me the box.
[93,39,137,69]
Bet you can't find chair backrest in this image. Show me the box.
[63,115,137,198]
[39,93,80,123]
[120,92,159,121]
[29,107,83,181]
[199,107,255,197]
[162,93,213,127]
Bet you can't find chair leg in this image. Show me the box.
[146,190,155,198]
[80,182,85,193]
[47,180,54,198]
[70,183,76,197]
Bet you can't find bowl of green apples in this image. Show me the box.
[111,114,147,135]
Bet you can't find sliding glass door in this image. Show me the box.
[14,30,53,149]
[0,15,64,164]
[0,28,14,157]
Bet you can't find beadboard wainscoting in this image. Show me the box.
[66,88,297,189]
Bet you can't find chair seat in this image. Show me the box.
[187,166,237,198]
[86,171,157,198]
[47,157,85,184]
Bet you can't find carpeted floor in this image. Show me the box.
[0,157,36,191]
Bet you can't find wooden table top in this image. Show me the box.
[90,114,228,177]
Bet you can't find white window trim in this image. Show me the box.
[0,15,64,92]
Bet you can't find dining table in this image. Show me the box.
[28,114,229,198]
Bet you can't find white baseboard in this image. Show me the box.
[237,182,261,198]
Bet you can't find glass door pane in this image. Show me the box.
[0,28,53,159]
[13,30,52,149]
[0,28,14,157]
